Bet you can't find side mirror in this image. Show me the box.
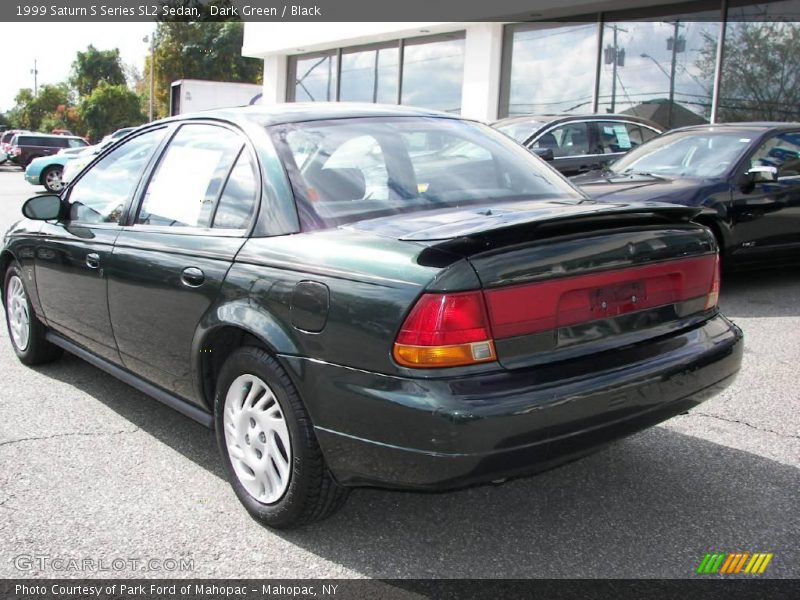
[747,165,778,183]
[531,147,555,161]
[22,194,65,221]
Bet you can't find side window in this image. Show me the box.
[212,150,258,229]
[136,124,244,228]
[67,138,85,148]
[68,128,166,224]
[548,123,590,158]
[749,133,800,178]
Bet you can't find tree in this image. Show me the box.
[70,45,127,97]
[696,22,800,121]
[7,84,73,131]
[143,20,262,118]
[77,81,146,141]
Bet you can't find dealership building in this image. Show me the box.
[242,0,799,129]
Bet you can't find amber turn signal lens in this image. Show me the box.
[393,340,497,368]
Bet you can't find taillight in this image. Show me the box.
[393,291,497,368]
[704,253,721,309]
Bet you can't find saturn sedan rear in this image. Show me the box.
[1,104,742,528]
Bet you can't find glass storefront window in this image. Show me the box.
[339,45,399,103]
[504,24,598,116]
[291,52,338,102]
[718,1,800,121]
[597,18,720,129]
[400,35,465,113]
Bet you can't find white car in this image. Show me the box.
[62,127,138,184]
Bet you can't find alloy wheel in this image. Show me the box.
[223,374,292,504]
[44,168,63,192]
[6,275,30,351]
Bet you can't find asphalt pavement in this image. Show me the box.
[0,166,797,579]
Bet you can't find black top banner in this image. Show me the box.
[3,0,800,22]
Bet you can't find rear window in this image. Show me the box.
[270,117,581,230]
[495,120,546,143]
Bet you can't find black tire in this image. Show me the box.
[41,165,64,193]
[214,346,348,529]
[3,262,63,365]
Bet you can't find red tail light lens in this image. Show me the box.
[394,291,496,368]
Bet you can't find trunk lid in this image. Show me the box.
[355,199,718,371]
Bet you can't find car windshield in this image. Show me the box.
[609,130,753,178]
[494,120,546,143]
[270,117,583,230]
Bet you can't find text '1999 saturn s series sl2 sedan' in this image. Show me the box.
[1,104,743,528]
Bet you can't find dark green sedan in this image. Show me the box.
[1,104,743,528]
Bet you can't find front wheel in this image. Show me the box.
[41,165,64,193]
[4,263,62,365]
[214,346,348,528]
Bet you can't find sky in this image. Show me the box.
[0,22,155,112]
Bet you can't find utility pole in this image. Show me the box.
[604,25,626,113]
[30,59,38,97]
[667,20,684,129]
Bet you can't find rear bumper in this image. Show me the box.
[282,314,743,490]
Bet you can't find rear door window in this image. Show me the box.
[543,122,590,157]
[212,150,259,229]
[136,124,244,229]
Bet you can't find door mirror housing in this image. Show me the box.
[22,194,65,221]
[531,147,555,161]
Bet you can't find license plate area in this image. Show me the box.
[589,280,647,318]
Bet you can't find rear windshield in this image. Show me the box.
[494,120,546,143]
[269,117,581,230]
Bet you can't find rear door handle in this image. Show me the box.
[85,253,100,269]
[181,267,205,287]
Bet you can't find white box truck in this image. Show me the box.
[169,79,263,116]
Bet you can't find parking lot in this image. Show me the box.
[0,165,797,579]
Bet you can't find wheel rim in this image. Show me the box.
[44,168,63,191]
[6,275,30,351]
[223,374,292,504]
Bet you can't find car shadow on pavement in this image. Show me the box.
[31,351,800,579]
[720,268,800,318]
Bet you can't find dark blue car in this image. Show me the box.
[573,123,800,269]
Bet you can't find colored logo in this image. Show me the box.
[697,552,773,575]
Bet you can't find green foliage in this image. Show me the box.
[7,84,73,131]
[77,81,146,141]
[70,45,127,97]
[143,21,262,118]
[697,22,800,121]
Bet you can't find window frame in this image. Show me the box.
[126,120,262,238]
[62,125,172,229]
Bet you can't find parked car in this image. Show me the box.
[1,129,28,164]
[24,147,87,193]
[61,127,137,184]
[573,123,800,270]
[1,104,742,528]
[7,132,88,167]
[493,114,663,176]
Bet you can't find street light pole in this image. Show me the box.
[30,59,38,97]
[143,35,155,122]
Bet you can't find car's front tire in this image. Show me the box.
[214,346,348,529]
[3,263,62,365]
[41,165,64,193]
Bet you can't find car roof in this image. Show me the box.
[162,102,469,127]
[14,132,84,140]
[666,122,800,134]
[493,113,661,127]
